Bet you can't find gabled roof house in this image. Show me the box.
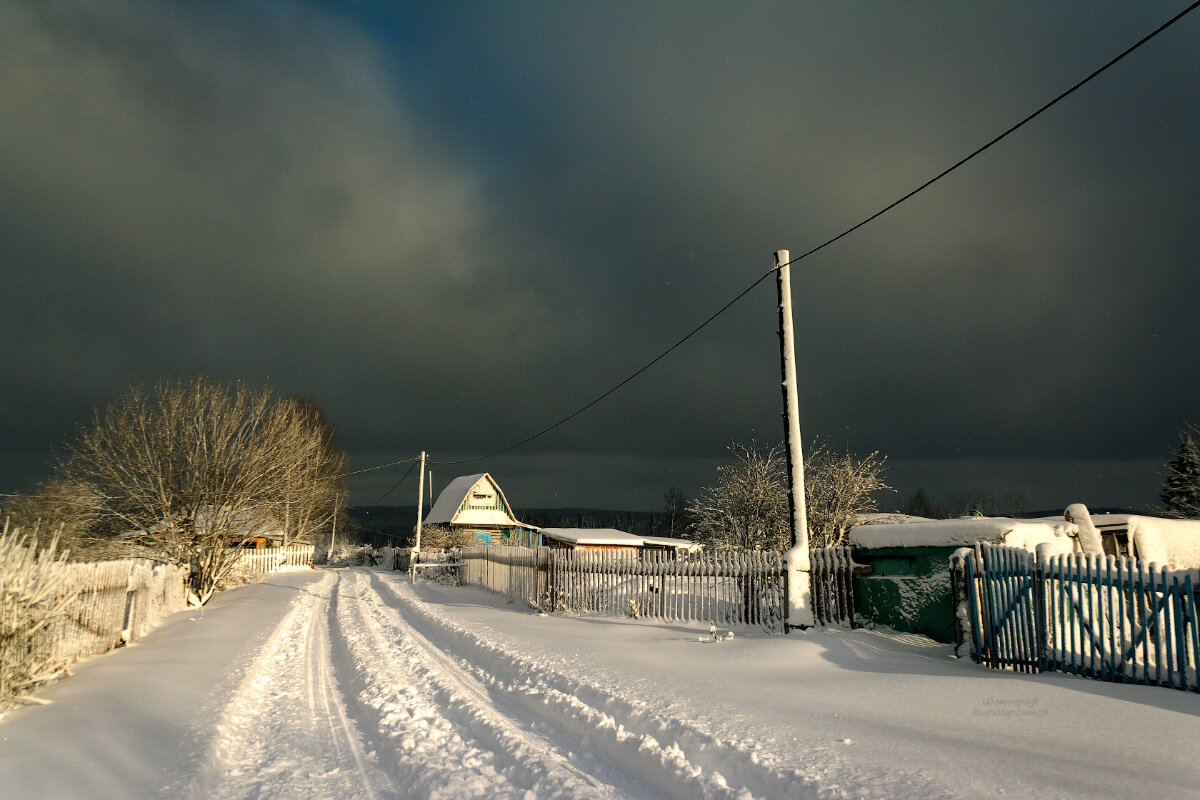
[425,473,539,547]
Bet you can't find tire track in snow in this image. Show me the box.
[331,569,633,799]
[369,572,850,800]
[183,572,395,800]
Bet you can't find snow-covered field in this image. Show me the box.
[1,566,1197,799]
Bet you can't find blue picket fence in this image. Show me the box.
[961,544,1200,691]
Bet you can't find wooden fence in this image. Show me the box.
[2,542,310,708]
[460,545,545,603]
[957,543,1200,691]
[811,545,865,627]
[551,548,786,630]
[453,545,861,633]
[226,544,314,583]
[2,558,191,704]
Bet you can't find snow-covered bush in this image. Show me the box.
[326,545,379,567]
[0,530,75,711]
[417,524,477,551]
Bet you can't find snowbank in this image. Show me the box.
[851,517,1076,552]
[1127,516,1200,568]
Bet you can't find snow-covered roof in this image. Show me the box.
[425,473,533,529]
[540,528,643,546]
[850,517,1075,551]
[538,529,702,551]
[640,535,703,553]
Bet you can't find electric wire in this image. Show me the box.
[346,455,420,476]
[779,0,1200,270]
[373,460,418,503]
[367,0,1200,477]
[433,268,778,468]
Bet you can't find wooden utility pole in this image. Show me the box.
[414,451,427,553]
[775,249,814,629]
[328,494,339,562]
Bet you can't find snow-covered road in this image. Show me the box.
[2,566,1198,799]
[195,569,810,800]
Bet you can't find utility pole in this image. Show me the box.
[775,249,814,629]
[411,451,427,582]
[415,450,427,553]
[328,494,339,562]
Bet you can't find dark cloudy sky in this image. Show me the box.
[2,1,1198,514]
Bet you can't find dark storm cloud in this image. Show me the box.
[2,1,1198,512]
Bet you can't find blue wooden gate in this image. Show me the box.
[962,543,1200,691]
[964,544,1043,673]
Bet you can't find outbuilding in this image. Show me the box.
[849,515,1077,642]
[539,528,702,556]
[539,528,642,554]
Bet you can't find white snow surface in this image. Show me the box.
[1127,515,1200,568]
[2,566,1198,799]
[850,517,1075,551]
[540,528,644,546]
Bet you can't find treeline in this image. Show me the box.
[896,487,1030,520]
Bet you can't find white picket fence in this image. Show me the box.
[226,544,315,583]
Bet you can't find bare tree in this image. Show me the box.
[658,487,690,538]
[688,437,891,550]
[59,376,347,605]
[271,396,348,549]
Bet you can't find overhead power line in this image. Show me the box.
[346,455,420,477]
[374,0,1200,476]
[373,459,419,503]
[434,268,778,468]
[780,0,1200,270]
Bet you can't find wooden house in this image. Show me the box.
[425,473,540,547]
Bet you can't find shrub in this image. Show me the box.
[0,530,74,711]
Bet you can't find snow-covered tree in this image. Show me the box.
[1,479,110,559]
[418,524,479,551]
[689,439,790,551]
[1160,425,1200,519]
[0,530,74,710]
[804,440,892,547]
[688,437,891,550]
